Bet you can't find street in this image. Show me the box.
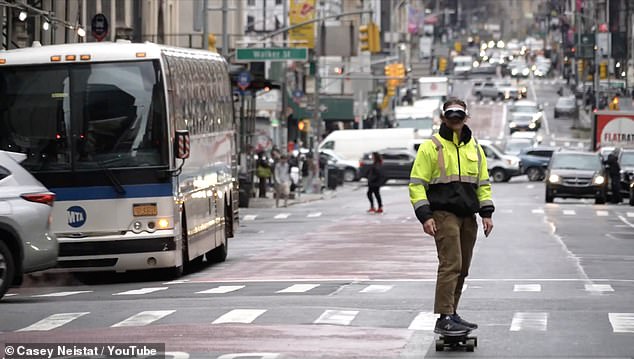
[2,171,634,358]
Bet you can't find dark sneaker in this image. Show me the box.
[434,315,470,336]
[452,313,478,330]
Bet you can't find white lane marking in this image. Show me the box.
[408,312,436,330]
[111,310,175,327]
[618,215,634,228]
[212,309,266,324]
[532,209,544,214]
[596,210,609,217]
[163,279,189,285]
[17,312,89,331]
[274,213,290,219]
[32,291,93,297]
[217,354,279,359]
[585,284,614,293]
[549,141,557,146]
[526,184,535,189]
[276,284,320,293]
[113,287,168,295]
[609,313,634,333]
[514,284,542,292]
[627,212,634,218]
[360,285,393,293]
[5,293,17,297]
[243,215,258,221]
[196,285,245,294]
[510,312,548,331]
[307,212,322,218]
[563,210,576,215]
[313,310,358,326]
[462,284,468,293]
[500,103,507,139]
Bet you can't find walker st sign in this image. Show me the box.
[236,48,308,62]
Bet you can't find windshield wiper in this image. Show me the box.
[97,161,126,195]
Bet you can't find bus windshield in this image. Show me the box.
[0,60,168,172]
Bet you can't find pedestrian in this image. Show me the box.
[256,152,271,198]
[606,151,621,204]
[366,152,385,213]
[408,98,495,336]
[274,155,292,208]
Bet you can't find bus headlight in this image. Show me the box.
[157,218,170,229]
[549,174,561,183]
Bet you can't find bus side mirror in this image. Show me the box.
[175,130,190,159]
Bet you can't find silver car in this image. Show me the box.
[0,151,58,300]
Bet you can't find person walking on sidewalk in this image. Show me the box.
[367,152,386,213]
[408,98,495,336]
[274,155,292,208]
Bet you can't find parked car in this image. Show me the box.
[518,146,558,181]
[359,148,415,181]
[0,151,58,299]
[320,149,360,182]
[545,151,607,204]
[554,96,578,119]
[478,140,521,182]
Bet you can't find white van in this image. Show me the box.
[319,128,425,161]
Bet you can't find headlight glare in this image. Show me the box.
[593,175,605,185]
[549,174,561,183]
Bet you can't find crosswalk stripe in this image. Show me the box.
[243,215,258,221]
[407,312,436,330]
[609,313,634,333]
[212,309,266,324]
[532,209,544,214]
[113,287,168,295]
[514,284,542,292]
[196,285,245,294]
[360,285,393,293]
[510,312,548,331]
[307,212,322,218]
[32,291,93,297]
[276,284,320,293]
[314,310,358,326]
[585,284,614,293]
[563,210,576,215]
[596,210,609,217]
[627,212,634,218]
[111,310,175,327]
[274,213,290,219]
[17,312,89,331]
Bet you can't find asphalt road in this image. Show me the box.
[1,76,633,358]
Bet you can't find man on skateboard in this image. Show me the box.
[408,98,495,336]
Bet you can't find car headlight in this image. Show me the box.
[529,123,536,129]
[522,68,530,76]
[593,175,605,185]
[511,69,518,75]
[509,122,517,128]
[505,158,518,166]
[549,174,561,183]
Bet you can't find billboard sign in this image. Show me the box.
[593,111,634,150]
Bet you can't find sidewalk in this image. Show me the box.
[247,189,336,209]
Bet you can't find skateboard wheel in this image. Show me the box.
[435,339,445,352]
[466,338,476,352]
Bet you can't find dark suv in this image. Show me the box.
[615,148,634,205]
[359,148,415,181]
[518,146,558,182]
[545,151,607,204]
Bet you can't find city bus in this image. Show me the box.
[0,41,239,276]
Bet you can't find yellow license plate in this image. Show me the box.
[133,203,157,217]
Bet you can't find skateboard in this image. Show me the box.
[435,331,477,352]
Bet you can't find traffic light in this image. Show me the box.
[609,96,620,110]
[208,34,217,52]
[577,59,584,77]
[359,22,381,53]
[600,62,608,79]
[298,119,310,132]
[439,57,447,73]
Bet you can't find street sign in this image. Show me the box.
[91,14,109,42]
[237,71,252,91]
[236,48,308,62]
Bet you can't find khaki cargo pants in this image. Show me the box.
[432,210,478,315]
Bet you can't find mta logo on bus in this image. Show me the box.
[67,206,87,228]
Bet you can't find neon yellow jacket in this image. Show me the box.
[409,124,494,224]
